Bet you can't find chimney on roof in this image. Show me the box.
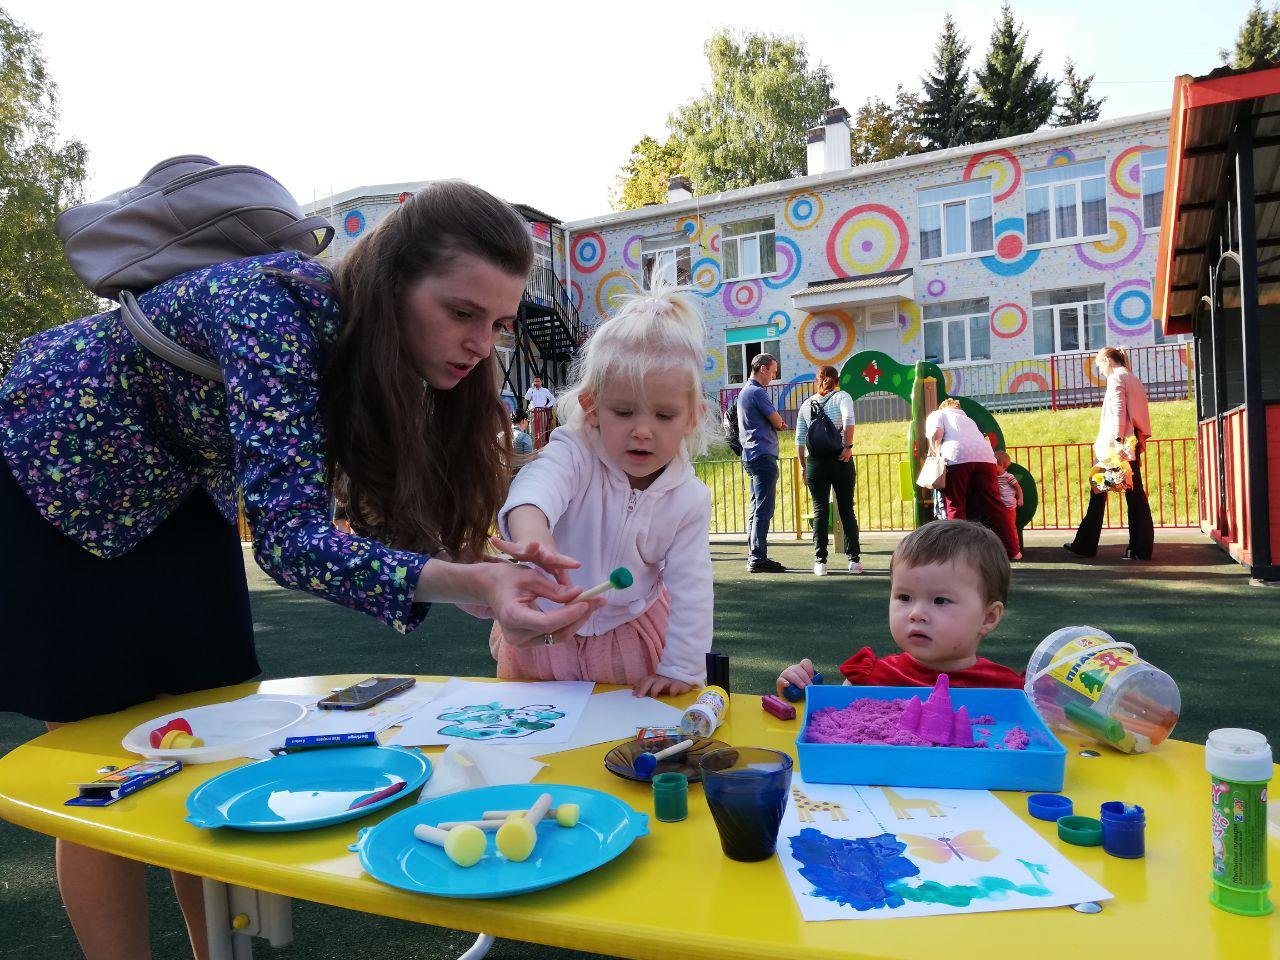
[806,106,852,177]
[667,175,693,203]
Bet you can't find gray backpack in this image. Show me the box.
[56,155,335,382]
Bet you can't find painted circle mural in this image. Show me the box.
[1077,207,1145,270]
[1082,354,1108,387]
[702,348,726,384]
[531,222,550,240]
[783,190,824,231]
[568,280,583,311]
[779,372,816,409]
[764,236,802,289]
[1107,279,1153,336]
[943,367,965,395]
[768,309,793,337]
[897,300,921,344]
[571,232,606,273]
[964,149,1022,202]
[798,310,856,366]
[1110,145,1150,200]
[1047,148,1076,167]
[701,224,722,254]
[981,218,1040,277]
[676,214,704,244]
[990,302,1028,339]
[690,256,722,297]
[998,359,1053,394]
[398,192,412,204]
[343,209,366,237]
[722,280,764,318]
[622,234,643,270]
[925,278,947,298]
[826,204,910,277]
[594,270,635,317]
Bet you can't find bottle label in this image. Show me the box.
[1046,635,1140,702]
[1210,778,1269,888]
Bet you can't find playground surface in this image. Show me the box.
[0,531,1274,959]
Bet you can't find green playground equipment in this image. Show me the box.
[839,350,1038,534]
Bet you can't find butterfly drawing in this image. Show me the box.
[898,829,1000,863]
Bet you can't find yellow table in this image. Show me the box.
[1,676,1277,960]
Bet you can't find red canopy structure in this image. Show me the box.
[1155,64,1280,580]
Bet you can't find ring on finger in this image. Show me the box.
[542,634,555,646]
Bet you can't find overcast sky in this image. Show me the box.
[5,0,1254,222]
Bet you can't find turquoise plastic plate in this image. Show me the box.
[185,746,431,831]
[354,784,648,899]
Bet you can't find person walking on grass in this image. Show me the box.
[796,364,862,576]
[738,352,787,573]
[0,180,600,960]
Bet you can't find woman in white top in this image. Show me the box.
[924,398,1021,559]
[1065,346,1154,560]
[796,365,861,575]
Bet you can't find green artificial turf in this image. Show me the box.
[1,530,1276,959]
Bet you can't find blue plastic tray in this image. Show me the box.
[354,784,648,899]
[796,686,1066,791]
[185,746,431,831]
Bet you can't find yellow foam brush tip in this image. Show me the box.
[496,817,538,862]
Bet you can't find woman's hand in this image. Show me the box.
[776,658,816,697]
[632,674,696,698]
[490,535,580,587]
[476,561,604,647]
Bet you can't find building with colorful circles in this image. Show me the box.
[561,110,1180,409]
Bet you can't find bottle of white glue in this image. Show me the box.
[680,686,729,738]
[1206,728,1273,917]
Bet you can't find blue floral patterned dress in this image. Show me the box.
[0,252,428,633]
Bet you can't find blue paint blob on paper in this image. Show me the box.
[789,829,920,910]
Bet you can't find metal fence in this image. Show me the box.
[695,437,1198,537]
[718,343,1193,425]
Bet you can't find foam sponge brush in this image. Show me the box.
[413,823,487,867]
[578,567,634,600]
[496,792,553,862]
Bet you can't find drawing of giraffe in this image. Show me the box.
[791,787,849,823]
[879,785,947,819]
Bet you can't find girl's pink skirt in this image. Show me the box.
[490,588,670,684]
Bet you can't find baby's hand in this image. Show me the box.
[777,658,816,697]
[632,674,696,698]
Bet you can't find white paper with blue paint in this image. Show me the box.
[385,680,595,747]
[777,784,1112,920]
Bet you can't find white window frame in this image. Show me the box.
[1031,285,1106,356]
[640,234,692,290]
[917,180,994,262]
[722,215,776,281]
[725,336,782,387]
[1025,159,1109,248]
[1141,148,1167,232]
[921,298,991,365]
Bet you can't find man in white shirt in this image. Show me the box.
[524,376,556,446]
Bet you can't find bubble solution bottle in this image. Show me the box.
[1206,728,1273,917]
[1024,626,1180,753]
[679,686,729,738]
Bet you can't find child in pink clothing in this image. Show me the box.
[994,450,1023,540]
[492,287,717,697]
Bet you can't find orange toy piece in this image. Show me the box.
[158,730,204,750]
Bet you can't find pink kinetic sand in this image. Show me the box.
[803,675,1029,749]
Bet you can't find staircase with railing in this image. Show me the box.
[499,265,583,407]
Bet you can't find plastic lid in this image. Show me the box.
[1205,728,1273,782]
[1058,815,1103,846]
[1210,876,1274,917]
[1028,794,1074,821]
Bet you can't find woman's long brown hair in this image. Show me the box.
[321,181,533,559]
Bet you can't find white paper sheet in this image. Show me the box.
[492,689,686,759]
[417,744,547,801]
[386,680,595,746]
[776,783,1112,920]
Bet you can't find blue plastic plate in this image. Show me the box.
[185,746,431,831]
[354,784,649,899]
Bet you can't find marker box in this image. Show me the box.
[66,759,183,807]
[636,726,682,741]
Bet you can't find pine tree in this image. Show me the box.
[973,2,1058,140]
[1221,0,1280,68]
[919,13,977,150]
[1053,58,1105,127]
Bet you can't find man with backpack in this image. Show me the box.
[738,353,788,573]
[795,364,862,576]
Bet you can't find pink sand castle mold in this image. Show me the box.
[897,675,977,746]
[951,705,974,747]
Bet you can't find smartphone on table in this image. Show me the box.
[317,676,416,710]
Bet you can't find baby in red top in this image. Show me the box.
[778,520,1024,694]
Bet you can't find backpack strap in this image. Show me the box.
[264,215,335,253]
[119,290,225,382]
